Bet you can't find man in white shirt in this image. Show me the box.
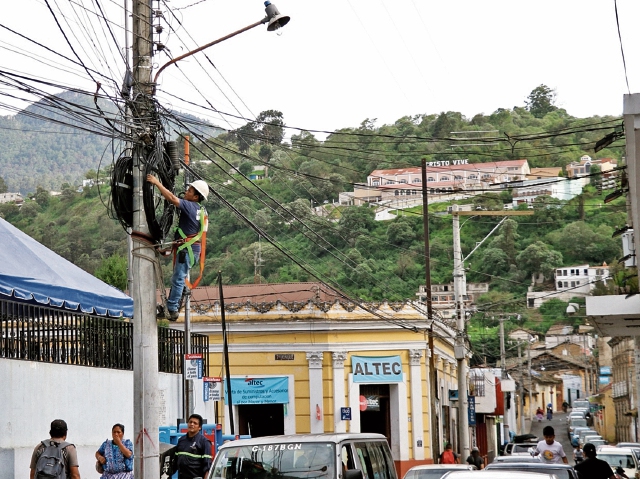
[533,426,568,464]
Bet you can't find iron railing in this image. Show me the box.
[0,298,208,375]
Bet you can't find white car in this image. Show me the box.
[594,447,639,479]
[403,464,477,479]
[441,471,558,479]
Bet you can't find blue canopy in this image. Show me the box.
[0,218,133,317]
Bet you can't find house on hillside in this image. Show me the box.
[527,167,563,180]
[0,192,23,204]
[566,155,617,186]
[526,263,610,308]
[510,177,583,206]
[508,328,538,343]
[415,282,489,321]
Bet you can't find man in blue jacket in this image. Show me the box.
[173,414,211,479]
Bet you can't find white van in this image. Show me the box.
[208,433,398,479]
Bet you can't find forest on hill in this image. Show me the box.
[0,85,634,364]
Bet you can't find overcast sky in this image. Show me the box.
[2,0,640,138]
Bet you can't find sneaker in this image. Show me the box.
[156,304,166,319]
[167,310,179,321]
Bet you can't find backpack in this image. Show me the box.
[35,440,71,479]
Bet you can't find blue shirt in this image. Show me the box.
[175,199,203,256]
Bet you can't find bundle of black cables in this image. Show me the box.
[142,139,176,241]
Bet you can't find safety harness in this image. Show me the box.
[173,205,208,289]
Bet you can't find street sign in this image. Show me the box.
[468,395,476,426]
[185,353,203,380]
[341,407,352,420]
[203,376,222,402]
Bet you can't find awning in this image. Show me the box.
[0,218,133,317]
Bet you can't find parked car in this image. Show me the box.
[441,470,557,479]
[582,435,604,446]
[504,443,539,456]
[492,456,540,463]
[207,433,397,479]
[571,427,592,445]
[573,400,591,410]
[403,465,477,479]
[485,461,579,479]
[568,418,588,437]
[593,447,639,479]
[617,443,640,449]
[577,430,599,445]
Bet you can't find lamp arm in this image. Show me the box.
[153,17,267,87]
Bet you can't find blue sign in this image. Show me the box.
[351,355,403,383]
[468,396,476,426]
[599,375,612,385]
[600,366,612,376]
[225,377,289,405]
[341,407,352,420]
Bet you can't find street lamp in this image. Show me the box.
[153,1,289,87]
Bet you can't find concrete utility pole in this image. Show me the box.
[499,316,508,441]
[451,205,470,460]
[450,208,532,457]
[131,1,160,478]
[518,341,525,433]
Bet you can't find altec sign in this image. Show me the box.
[351,356,403,383]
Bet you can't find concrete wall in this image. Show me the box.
[0,358,215,479]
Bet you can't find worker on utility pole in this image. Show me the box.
[147,175,208,320]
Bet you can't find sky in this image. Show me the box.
[1,0,640,139]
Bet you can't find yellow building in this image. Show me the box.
[183,282,459,473]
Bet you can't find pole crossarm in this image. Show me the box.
[452,210,535,216]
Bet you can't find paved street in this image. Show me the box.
[530,409,576,465]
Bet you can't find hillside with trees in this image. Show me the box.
[0,86,633,360]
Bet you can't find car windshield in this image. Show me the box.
[571,420,587,428]
[574,401,590,409]
[598,454,635,470]
[405,469,464,479]
[210,443,336,479]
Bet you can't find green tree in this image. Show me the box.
[238,161,253,176]
[255,110,285,145]
[386,218,415,246]
[0,176,7,193]
[525,84,557,118]
[34,186,51,207]
[516,241,563,281]
[95,254,128,291]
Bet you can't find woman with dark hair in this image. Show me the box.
[95,423,134,479]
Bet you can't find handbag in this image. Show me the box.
[96,460,104,474]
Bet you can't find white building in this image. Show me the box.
[511,177,584,206]
[526,263,610,308]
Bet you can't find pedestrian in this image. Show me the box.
[172,414,212,479]
[147,175,208,321]
[574,444,584,464]
[574,443,616,479]
[536,407,544,422]
[466,447,484,469]
[439,443,459,464]
[547,406,553,421]
[95,423,133,479]
[30,419,81,479]
[532,426,568,464]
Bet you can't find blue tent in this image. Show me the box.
[0,217,133,317]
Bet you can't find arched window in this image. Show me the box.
[394,190,399,196]
[454,175,463,180]
[413,178,421,183]
[427,177,435,182]
[469,175,477,180]
[441,176,449,181]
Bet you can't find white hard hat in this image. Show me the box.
[188,180,209,200]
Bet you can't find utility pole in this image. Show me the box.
[449,208,531,458]
[518,341,525,433]
[499,316,509,442]
[131,1,160,478]
[421,159,440,461]
[452,205,470,460]
[528,341,533,422]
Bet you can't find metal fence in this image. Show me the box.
[0,298,208,375]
